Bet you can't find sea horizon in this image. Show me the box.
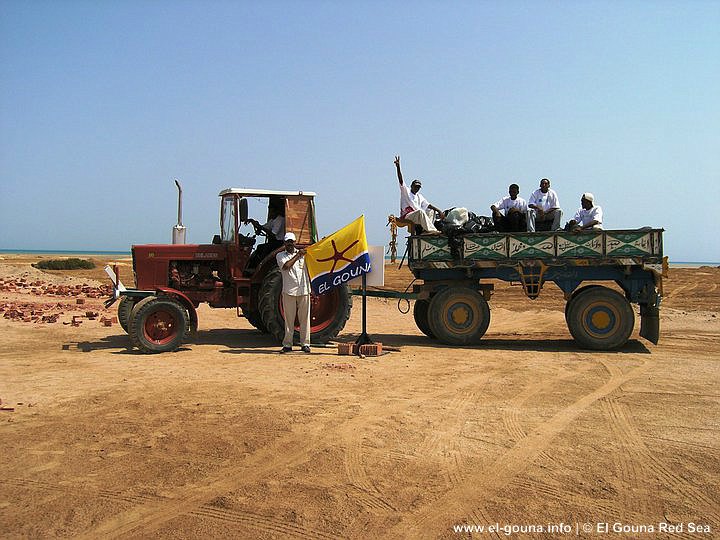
[1,248,717,268]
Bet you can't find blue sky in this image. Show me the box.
[1,0,718,261]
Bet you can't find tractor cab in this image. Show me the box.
[218,189,318,274]
[215,188,317,246]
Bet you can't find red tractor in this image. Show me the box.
[105,189,353,353]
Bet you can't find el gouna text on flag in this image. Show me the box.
[305,215,371,295]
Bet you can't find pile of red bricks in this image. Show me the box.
[0,300,114,326]
[0,278,111,298]
[337,342,383,356]
[1,302,65,324]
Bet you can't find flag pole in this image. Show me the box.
[355,273,373,348]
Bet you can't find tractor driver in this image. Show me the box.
[245,200,286,271]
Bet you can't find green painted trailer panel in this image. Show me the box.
[411,229,663,264]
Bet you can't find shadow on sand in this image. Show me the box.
[65,329,651,355]
[340,332,652,354]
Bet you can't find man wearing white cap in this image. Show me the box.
[276,232,311,353]
[565,193,603,232]
[394,155,445,234]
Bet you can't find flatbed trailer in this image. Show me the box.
[388,228,665,350]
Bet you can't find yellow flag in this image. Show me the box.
[305,215,370,294]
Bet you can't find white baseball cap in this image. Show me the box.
[582,192,595,202]
[283,232,296,242]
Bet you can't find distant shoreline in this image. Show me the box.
[0,249,131,256]
[1,248,717,269]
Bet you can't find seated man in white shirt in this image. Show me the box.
[246,203,285,271]
[565,193,603,232]
[394,155,444,234]
[527,178,563,232]
[491,183,527,232]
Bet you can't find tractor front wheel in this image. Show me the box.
[128,296,189,353]
[117,296,136,333]
[258,267,352,344]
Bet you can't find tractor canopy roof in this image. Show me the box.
[219,188,317,198]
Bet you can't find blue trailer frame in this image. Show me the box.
[400,228,665,349]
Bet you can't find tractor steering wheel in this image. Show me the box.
[249,219,267,237]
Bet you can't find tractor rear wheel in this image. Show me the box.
[128,296,189,353]
[427,286,490,345]
[117,296,136,333]
[243,308,268,333]
[413,299,435,338]
[258,267,352,344]
[566,286,634,350]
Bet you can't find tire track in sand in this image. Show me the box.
[599,375,720,527]
[5,478,334,539]
[389,359,651,539]
[74,419,336,540]
[415,389,478,487]
[78,369,491,539]
[189,505,336,540]
[501,362,594,465]
[342,379,487,519]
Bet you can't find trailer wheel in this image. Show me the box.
[258,267,352,344]
[128,296,189,353]
[428,287,490,345]
[564,285,601,325]
[117,296,136,333]
[566,286,634,350]
[413,299,435,338]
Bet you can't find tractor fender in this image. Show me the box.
[156,287,199,332]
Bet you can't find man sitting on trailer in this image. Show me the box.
[491,183,527,232]
[527,178,563,232]
[565,193,603,232]
[394,155,444,234]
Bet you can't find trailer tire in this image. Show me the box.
[428,286,490,345]
[566,286,634,350]
[258,267,352,344]
[117,296,136,333]
[413,299,435,338]
[564,285,601,325]
[128,296,189,353]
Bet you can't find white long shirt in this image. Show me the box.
[399,183,429,218]
[276,250,311,296]
[263,215,285,241]
[493,195,527,215]
[573,205,603,229]
[528,188,560,212]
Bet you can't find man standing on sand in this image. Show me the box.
[565,193,603,231]
[527,178,563,232]
[276,232,311,354]
[491,183,527,232]
[394,155,444,234]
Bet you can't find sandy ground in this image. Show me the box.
[1,254,719,539]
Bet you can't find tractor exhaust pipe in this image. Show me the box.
[172,178,187,244]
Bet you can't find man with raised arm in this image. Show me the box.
[394,155,444,234]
